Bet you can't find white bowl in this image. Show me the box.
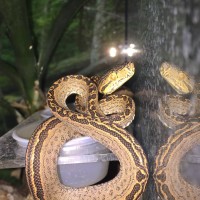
[12,122,111,187]
[40,108,53,118]
[12,121,41,147]
[58,161,109,187]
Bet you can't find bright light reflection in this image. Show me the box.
[130,43,136,48]
[127,47,141,57]
[109,43,141,58]
[109,47,117,57]
[121,47,139,57]
[127,47,134,57]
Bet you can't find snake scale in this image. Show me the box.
[154,62,200,200]
[25,62,149,200]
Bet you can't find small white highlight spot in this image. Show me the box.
[109,47,117,57]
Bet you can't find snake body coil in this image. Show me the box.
[26,63,148,200]
[154,62,200,199]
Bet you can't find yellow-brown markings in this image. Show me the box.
[155,62,200,199]
[98,62,135,95]
[154,119,200,199]
[26,64,148,200]
[160,62,195,94]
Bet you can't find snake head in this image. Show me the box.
[98,62,135,95]
[160,62,195,94]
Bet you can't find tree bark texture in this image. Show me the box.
[128,0,200,199]
[90,0,106,66]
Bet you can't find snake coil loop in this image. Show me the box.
[154,62,200,200]
[26,63,148,200]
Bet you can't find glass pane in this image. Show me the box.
[0,0,200,199]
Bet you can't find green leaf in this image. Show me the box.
[0,0,37,108]
[0,59,24,90]
[0,97,18,135]
[38,0,88,87]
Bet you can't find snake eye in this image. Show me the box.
[179,72,186,79]
[110,72,117,80]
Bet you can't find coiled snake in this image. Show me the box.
[25,62,149,200]
[154,62,200,200]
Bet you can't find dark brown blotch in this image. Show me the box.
[136,170,146,182]
[162,184,175,200]
[126,183,140,200]
[156,171,166,182]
